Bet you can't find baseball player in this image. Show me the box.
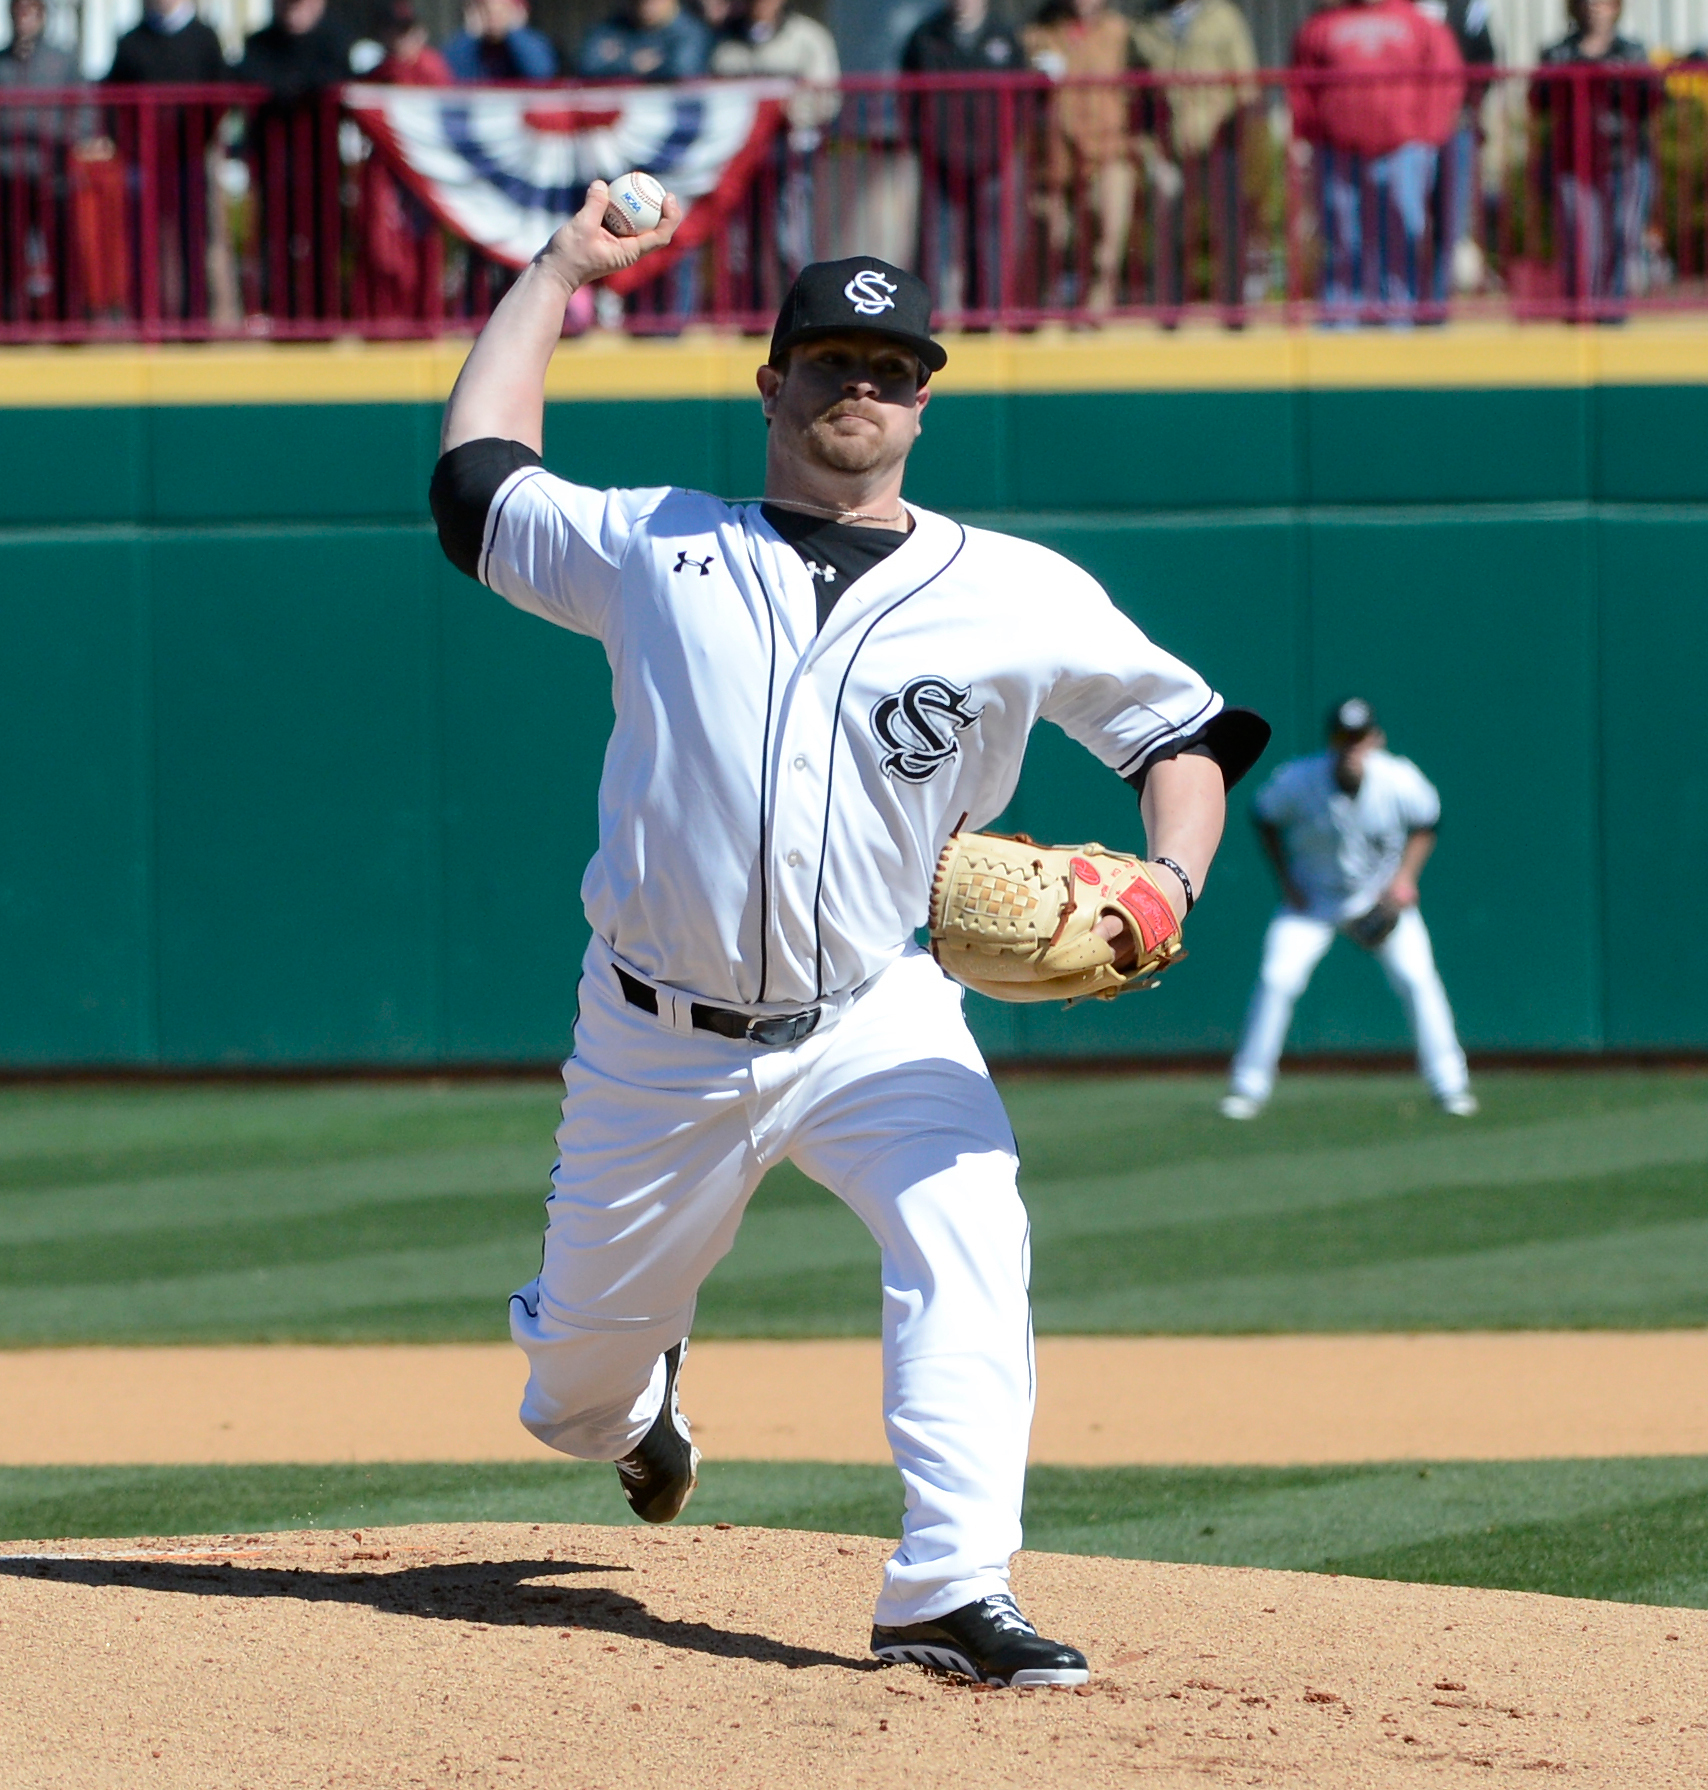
[1221,697,1476,1119]
[429,182,1268,1686]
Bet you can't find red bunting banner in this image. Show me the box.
[344,78,793,290]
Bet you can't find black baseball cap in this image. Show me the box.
[769,256,947,377]
[1328,697,1378,739]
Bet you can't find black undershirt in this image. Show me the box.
[760,503,911,630]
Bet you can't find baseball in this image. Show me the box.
[601,171,665,238]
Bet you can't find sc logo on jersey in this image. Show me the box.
[871,677,983,783]
[844,269,897,317]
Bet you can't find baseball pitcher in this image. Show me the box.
[430,183,1268,1685]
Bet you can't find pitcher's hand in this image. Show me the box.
[537,181,682,292]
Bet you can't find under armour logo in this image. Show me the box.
[844,269,898,317]
[673,551,714,576]
[804,559,837,583]
[871,675,983,783]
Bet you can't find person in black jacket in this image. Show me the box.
[240,0,354,320]
[106,0,229,83]
[900,0,1026,317]
[103,0,231,323]
[239,0,353,100]
[902,0,1023,73]
[1533,0,1655,313]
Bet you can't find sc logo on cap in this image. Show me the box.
[844,269,898,316]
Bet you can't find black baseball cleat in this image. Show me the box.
[871,1593,1090,1688]
[613,1341,700,1524]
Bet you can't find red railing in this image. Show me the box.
[2,66,1704,342]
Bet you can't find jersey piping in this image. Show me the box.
[740,525,784,1006]
[479,467,549,589]
[1117,691,1219,778]
[810,524,969,1000]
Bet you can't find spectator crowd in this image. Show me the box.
[0,0,1690,328]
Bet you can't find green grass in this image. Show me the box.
[10,1458,1708,1610]
[3,1071,1708,1341]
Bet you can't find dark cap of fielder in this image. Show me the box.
[769,257,948,376]
[1328,697,1378,738]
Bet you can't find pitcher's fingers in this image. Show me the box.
[580,180,612,228]
[1092,912,1137,969]
[632,191,683,250]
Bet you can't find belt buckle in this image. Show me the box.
[746,1008,820,1048]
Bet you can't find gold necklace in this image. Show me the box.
[762,496,909,527]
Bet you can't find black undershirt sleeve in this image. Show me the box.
[429,438,544,581]
[1124,706,1273,799]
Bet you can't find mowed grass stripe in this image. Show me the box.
[1025,1100,1708,1236]
[0,1240,541,1343]
[0,1145,554,1247]
[18,1216,1708,1344]
[2,1072,1706,1342]
[11,1457,1708,1610]
[9,1095,1705,1254]
[23,1158,1708,1334]
[0,1083,559,1192]
[1033,1162,1708,1294]
[1049,1218,1708,1333]
[0,1190,552,1289]
[1003,1070,1694,1181]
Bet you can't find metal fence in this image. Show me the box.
[3,66,1706,341]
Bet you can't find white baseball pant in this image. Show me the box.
[1228,906,1470,1102]
[511,941,1034,1630]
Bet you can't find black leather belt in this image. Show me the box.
[615,967,822,1048]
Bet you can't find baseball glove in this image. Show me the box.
[1342,898,1402,951]
[928,830,1185,1004]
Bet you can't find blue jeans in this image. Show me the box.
[1429,121,1477,303]
[1557,158,1653,309]
[1318,140,1439,323]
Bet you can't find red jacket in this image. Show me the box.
[1290,0,1465,156]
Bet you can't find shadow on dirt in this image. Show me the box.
[0,1553,877,1672]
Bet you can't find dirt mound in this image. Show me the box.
[2,1523,1702,1787]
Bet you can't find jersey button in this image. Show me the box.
[792,756,807,771]
[786,850,804,868]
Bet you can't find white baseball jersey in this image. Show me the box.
[1252,748,1441,923]
[478,472,1226,1010]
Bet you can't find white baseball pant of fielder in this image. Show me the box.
[1228,905,1470,1104]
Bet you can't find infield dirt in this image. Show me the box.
[9,1333,1708,1466]
[3,1522,1704,1788]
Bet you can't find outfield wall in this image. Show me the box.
[3,327,1706,1067]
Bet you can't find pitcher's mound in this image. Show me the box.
[2,1522,1702,1786]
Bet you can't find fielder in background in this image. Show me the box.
[429,186,1267,1688]
[1221,698,1476,1120]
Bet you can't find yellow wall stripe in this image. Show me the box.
[3,317,1707,406]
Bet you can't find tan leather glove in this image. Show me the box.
[928,830,1185,1004]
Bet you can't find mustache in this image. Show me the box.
[813,398,884,425]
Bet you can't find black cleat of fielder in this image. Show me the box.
[613,1341,700,1524]
[871,1593,1089,1688]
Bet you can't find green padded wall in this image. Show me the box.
[1,380,1704,1065]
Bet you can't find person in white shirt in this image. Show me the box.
[1221,697,1475,1119]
